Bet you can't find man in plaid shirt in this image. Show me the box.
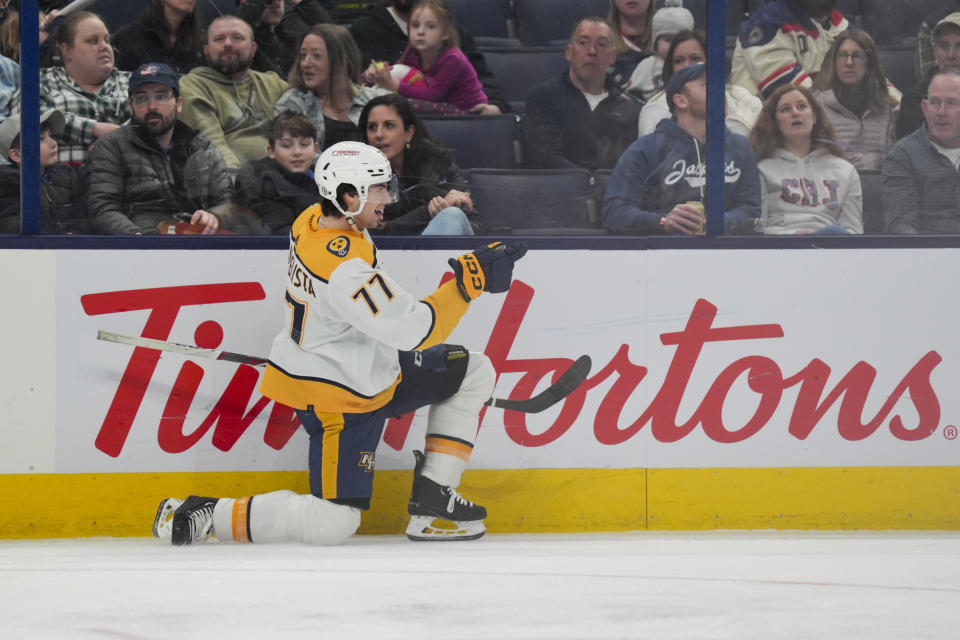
[883,69,960,234]
[16,11,131,163]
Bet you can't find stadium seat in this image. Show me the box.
[862,0,945,45]
[593,169,614,210]
[466,168,605,234]
[513,0,613,46]
[877,46,916,92]
[479,47,569,114]
[858,170,885,234]
[447,0,514,40]
[419,115,522,170]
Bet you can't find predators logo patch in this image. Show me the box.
[358,452,376,473]
[326,235,350,257]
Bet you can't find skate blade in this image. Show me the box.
[405,515,485,541]
[152,497,182,540]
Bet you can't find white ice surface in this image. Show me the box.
[1,531,959,639]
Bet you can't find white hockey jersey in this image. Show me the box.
[729,2,849,100]
[259,204,470,412]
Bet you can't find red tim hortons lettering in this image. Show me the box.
[82,283,301,457]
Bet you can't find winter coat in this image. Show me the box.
[112,11,205,75]
[374,145,479,235]
[235,156,319,235]
[348,3,510,112]
[815,88,899,170]
[86,121,234,234]
[178,65,288,169]
[602,117,761,234]
[757,147,863,234]
[523,71,641,172]
[0,163,92,234]
[236,0,332,77]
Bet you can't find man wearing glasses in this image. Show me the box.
[899,13,960,140]
[86,63,234,235]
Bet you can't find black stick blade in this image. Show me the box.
[486,355,592,413]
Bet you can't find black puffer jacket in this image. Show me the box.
[235,156,320,235]
[0,163,93,234]
[375,142,479,235]
[87,122,234,234]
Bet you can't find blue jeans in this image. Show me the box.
[812,225,853,235]
[422,206,475,235]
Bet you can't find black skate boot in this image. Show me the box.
[406,450,486,541]
[153,495,218,545]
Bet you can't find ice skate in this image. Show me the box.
[153,495,218,545]
[406,450,486,541]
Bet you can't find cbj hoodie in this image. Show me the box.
[602,118,761,234]
[758,147,863,234]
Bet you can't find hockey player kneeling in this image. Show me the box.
[153,141,526,545]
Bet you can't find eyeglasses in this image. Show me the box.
[836,52,866,63]
[925,97,960,111]
[130,90,176,106]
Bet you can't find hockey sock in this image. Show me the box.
[211,497,252,543]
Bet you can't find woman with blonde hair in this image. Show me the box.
[274,24,390,151]
[608,0,654,85]
[813,29,901,170]
[750,84,863,235]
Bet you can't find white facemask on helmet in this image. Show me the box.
[314,141,396,227]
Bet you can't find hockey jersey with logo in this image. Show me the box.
[602,118,761,234]
[259,204,470,412]
[729,0,849,99]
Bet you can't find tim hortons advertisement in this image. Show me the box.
[51,248,960,473]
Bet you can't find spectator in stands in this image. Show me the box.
[0,53,17,118]
[608,0,653,88]
[358,93,477,235]
[813,30,900,170]
[16,11,131,163]
[111,0,206,75]
[365,0,487,114]
[626,0,693,102]
[349,0,508,114]
[322,0,372,25]
[179,15,288,169]
[637,29,761,138]
[0,109,92,233]
[235,0,331,77]
[0,4,58,62]
[899,13,960,140]
[603,63,761,235]
[87,63,237,234]
[883,69,960,235]
[274,24,389,151]
[235,111,320,235]
[750,84,862,234]
[523,17,640,172]
[916,1,960,83]
[730,0,848,100]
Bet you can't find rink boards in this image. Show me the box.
[1,246,959,537]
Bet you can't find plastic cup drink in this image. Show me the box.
[686,201,705,234]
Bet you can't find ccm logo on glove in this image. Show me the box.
[449,241,527,302]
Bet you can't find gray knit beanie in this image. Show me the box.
[651,0,695,47]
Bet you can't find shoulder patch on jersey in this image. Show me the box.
[327,235,350,257]
[747,26,764,45]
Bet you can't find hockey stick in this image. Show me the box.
[96,331,591,414]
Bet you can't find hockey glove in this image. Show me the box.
[448,241,528,302]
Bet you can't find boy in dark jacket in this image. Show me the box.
[235,111,321,235]
[0,109,92,234]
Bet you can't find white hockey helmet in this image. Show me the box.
[314,141,395,219]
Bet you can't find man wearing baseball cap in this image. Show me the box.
[899,13,960,139]
[603,63,761,236]
[0,109,93,234]
[86,62,236,234]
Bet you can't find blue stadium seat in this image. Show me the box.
[858,170,884,234]
[593,169,614,210]
[513,0,613,46]
[419,115,523,170]
[447,0,514,40]
[478,47,569,114]
[466,168,604,234]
